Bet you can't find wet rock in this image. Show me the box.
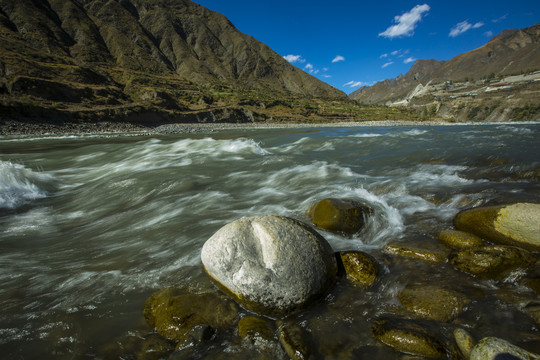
[438,229,484,249]
[139,333,176,360]
[277,321,313,360]
[454,203,540,251]
[453,328,476,359]
[238,316,275,343]
[469,337,539,360]
[143,286,238,343]
[175,324,215,351]
[201,215,337,316]
[384,243,448,263]
[372,318,447,358]
[308,198,371,235]
[398,284,470,322]
[448,245,537,280]
[336,251,379,288]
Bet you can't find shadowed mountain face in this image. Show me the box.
[351,24,540,105]
[0,0,343,98]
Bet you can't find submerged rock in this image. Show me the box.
[238,316,275,344]
[308,198,371,235]
[398,284,470,322]
[201,215,337,316]
[336,251,379,288]
[143,286,238,344]
[454,203,540,251]
[384,243,448,263]
[278,321,313,360]
[469,337,539,360]
[372,318,447,358]
[448,245,537,280]
[438,229,484,249]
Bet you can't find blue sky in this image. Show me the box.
[193,1,539,94]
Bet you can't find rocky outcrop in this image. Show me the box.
[454,203,540,251]
[200,215,337,316]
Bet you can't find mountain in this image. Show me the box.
[350,23,540,122]
[0,0,350,131]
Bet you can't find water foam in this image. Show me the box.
[0,161,53,209]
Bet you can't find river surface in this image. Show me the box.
[1,123,539,359]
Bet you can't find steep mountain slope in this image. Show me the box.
[351,24,540,106]
[0,0,343,98]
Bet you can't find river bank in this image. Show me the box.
[1,118,536,137]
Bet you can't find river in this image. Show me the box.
[1,123,539,358]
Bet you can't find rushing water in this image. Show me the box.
[1,123,539,359]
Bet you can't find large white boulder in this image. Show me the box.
[201,215,337,316]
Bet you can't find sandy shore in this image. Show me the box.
[0,119,535,137]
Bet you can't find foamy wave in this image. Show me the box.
[0,161,53,209]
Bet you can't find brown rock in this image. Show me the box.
[143,286,238,343]
[336,251,379,288]
[309,198,372,235]
[448,245,537,280]
[438,229,484,249]
[384,243,448,263]
[398,284,470,322]
[454,203,540,251]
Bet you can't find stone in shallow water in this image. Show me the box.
[201,215,337,316]
[277,321,313,360]
[372,317,447,358]
[308,198,372,235]
[398,284,470,322]
[469,337,539,360]
[238,316,275,344]
[448,245,537,280]
[453,328,476,359]
[454,203,540,252]
[336,250,379,288]
[384,242,448,263]
[438,229,484,249]
[143,286,238,343]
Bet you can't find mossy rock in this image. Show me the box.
[448,245,537,280]
[469,337,539,360]
[372,317,447,358]
[143,286,239,343]
[438,229,484,249]
[453,328,476,359]
[384,243,448,263]
[398,284,470,322]
[277,321,313,360]
[454,203,540,251]
[309,198,372,235]
[139,333,176,360]
[336,250,379,288]
[238,316,275,343]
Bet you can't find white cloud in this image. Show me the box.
[404,57,416,64]
[322,67,329,72]
[332,55,345,63]
[305,63,313,70]
[380,53,388,59]
[344,81,364,88]
[391,50,400,56]
[382,61,394,68]
[321,74,332,78]
[492,14,507,23]
[379,4,430,38]
[449,20,484,37]
[283,54,306,63]
[484,30,494,37]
